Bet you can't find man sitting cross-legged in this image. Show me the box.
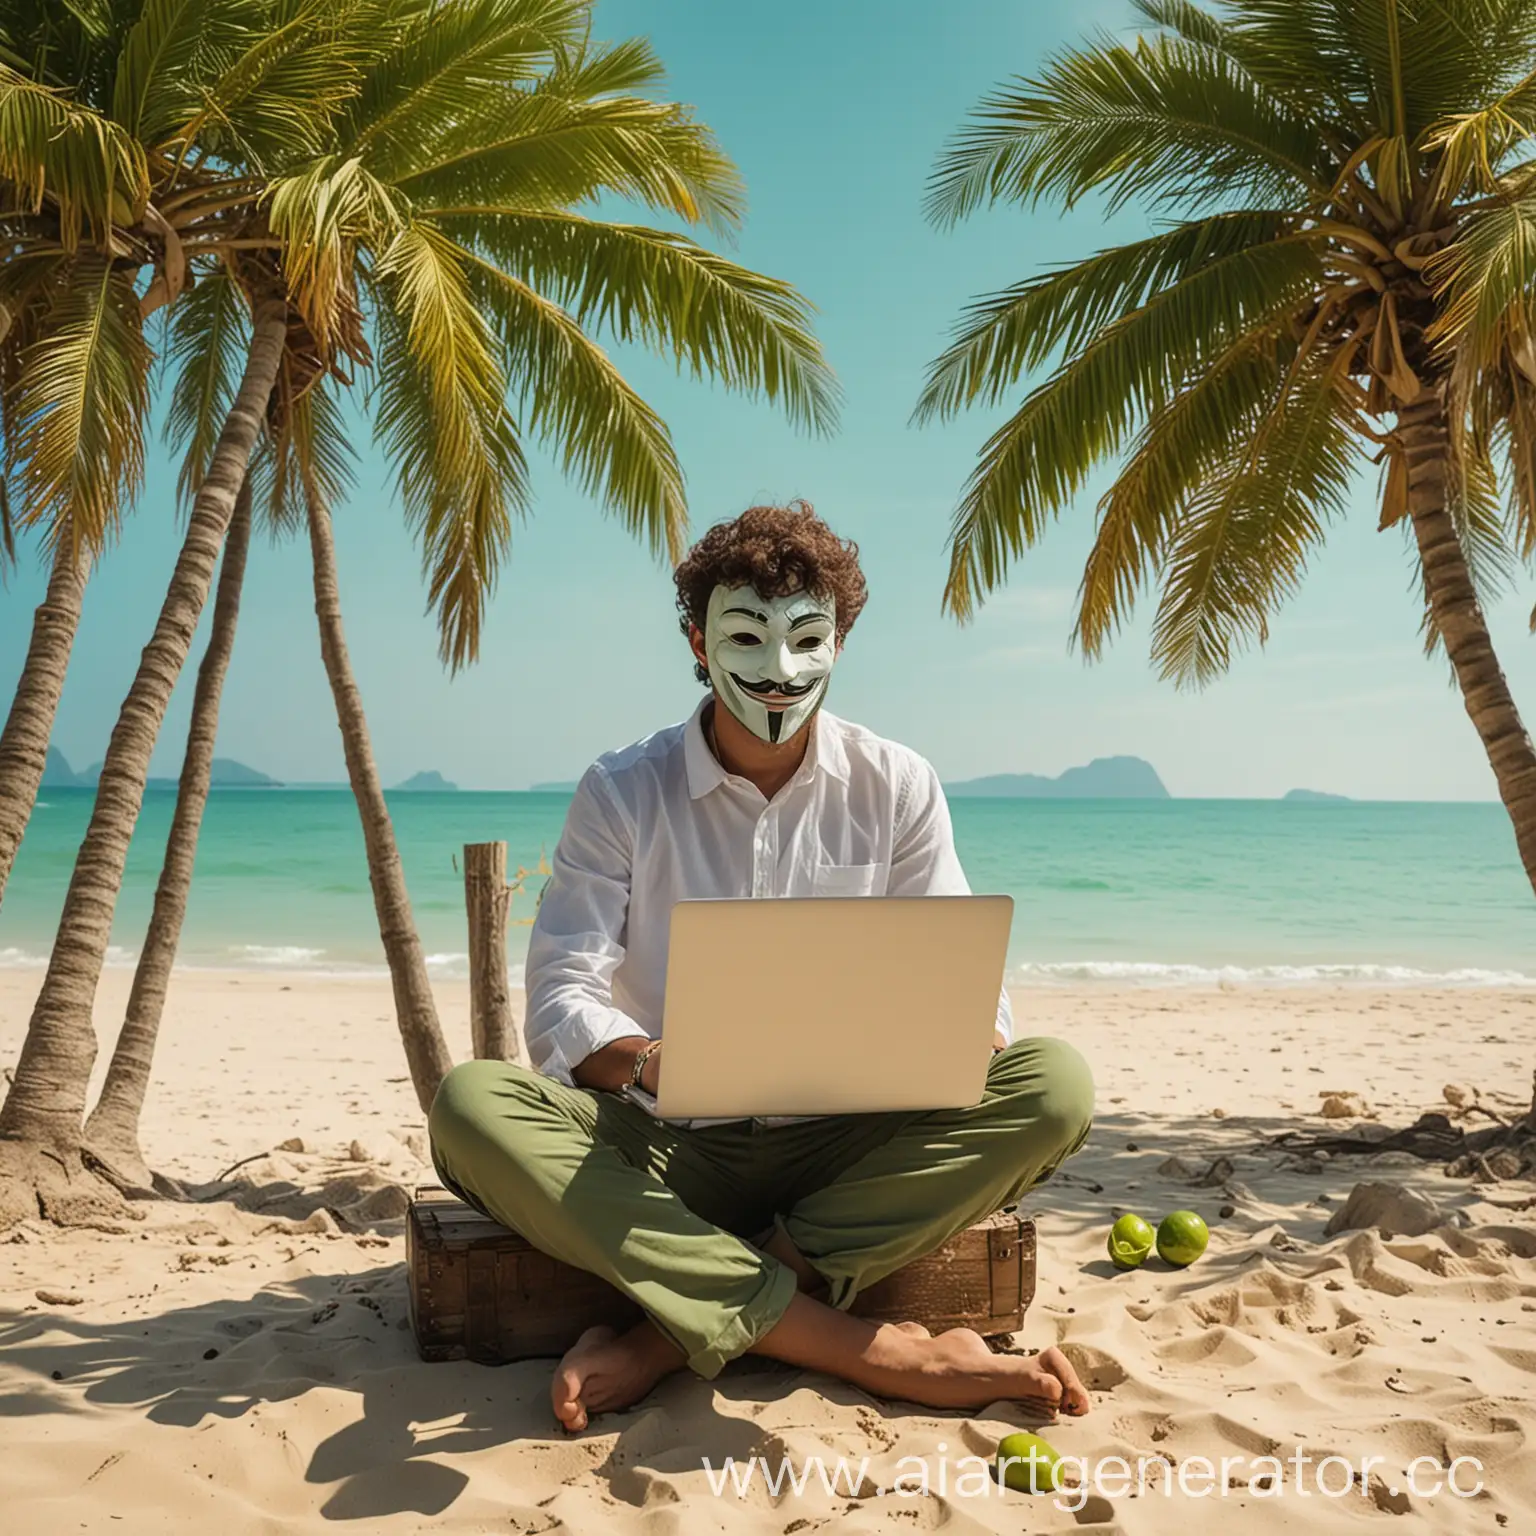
[428,502,1095,1432]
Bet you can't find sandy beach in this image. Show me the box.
[1,968,1532,1534]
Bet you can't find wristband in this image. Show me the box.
[630,1038,661,1090]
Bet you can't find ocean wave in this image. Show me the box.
[2,941,1522,990]
[0,943,139,968]
[230,944,326,966]
[1007,960,1536,987]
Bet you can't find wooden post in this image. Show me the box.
[464,841,521,1063]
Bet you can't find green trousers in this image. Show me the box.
[427,1036,1093,1379]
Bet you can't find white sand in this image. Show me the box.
[2,968,1534,1533]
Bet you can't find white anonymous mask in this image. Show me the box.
[704,583,837,744]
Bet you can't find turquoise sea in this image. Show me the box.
[2,789,1533,985]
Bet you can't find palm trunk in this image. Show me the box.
[0,539,91,907]
[0,300,288,1176]
[81,480,254,1190]
[1400,386,1536,892]
[306,486,454,1113]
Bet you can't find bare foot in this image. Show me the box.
[550,1322,686,1432]
[869,1328,1089,1416]
[753,1295,1090,1419]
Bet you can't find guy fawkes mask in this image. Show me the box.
[703,583,837,744]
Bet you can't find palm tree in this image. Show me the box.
[242,1,839,1116]
[1,0,837,1216]
[0,539,91,903]
[0,0,372,1226]
[0,0,361,900]
[919,0,1536,893]
[81,479,254,1193]
[0,1,141,905]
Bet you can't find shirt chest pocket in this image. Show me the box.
[811,861,886,896]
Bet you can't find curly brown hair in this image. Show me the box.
[675,501,869,684]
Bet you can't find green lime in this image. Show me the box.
[996,1430,1064,1493]
[1156,1209,1210,1267]
[1107,1212,1156,1270]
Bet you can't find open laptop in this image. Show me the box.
[653,893,1013,1119]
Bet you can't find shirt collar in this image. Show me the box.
[683,696,727,799]
[683,697,850,799]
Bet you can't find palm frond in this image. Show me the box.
[1499,359,1536,564]
[163,261,251,507]
[267,152,404,347]
[1075,320,1296,658]
[936,236,1322,619]
[1199,0,1371,121]
[1339,0,1536,143]
[0,63,147,245]
[1130,0,1366,132]
[372,218,529,669]
[924,32,1332,227]
[1423,64,1536,200]
[1449,412,1512,596]
[1,0,121,97]
[173,0,374,173]
[396,84,744,237]
[435,209,840,433]
[460,245,688,561]
[110,0,247,149]
[915,209,1293,421]
[4,255,151,552]
[1426,188,1536,362]
[0,473,13,569]
[343,0,581,168]
[261,373,355,533]
[541,30,665,99]
[1151,355,1360,685]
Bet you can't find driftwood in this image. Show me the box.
[1263,1073,1536,1181]
[464,841,521,1064]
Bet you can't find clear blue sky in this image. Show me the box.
[4,0,1533,798]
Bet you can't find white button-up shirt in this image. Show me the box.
[524,699,1013,1110]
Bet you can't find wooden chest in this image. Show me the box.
[407,1185,1036,1364]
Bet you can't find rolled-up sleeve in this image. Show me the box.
[524,766,649,1083]
[887,755,1014,1043]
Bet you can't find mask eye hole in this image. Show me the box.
[728,631,762,646]
[795,634,827,650]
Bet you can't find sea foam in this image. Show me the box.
[1008,960,1536,988]
[230,944,326,966]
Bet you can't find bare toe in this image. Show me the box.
[551,1325,617,1433]
[893,1320,932,1338]
[1037,1346,1089,1415]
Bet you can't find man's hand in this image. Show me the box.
[572,1035,662,1094]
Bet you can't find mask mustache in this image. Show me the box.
[732,674,817,697]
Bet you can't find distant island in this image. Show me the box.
[945,755,1170,799]
[394,770,457,792]
[529,780,578,793]
[41,747,87,787]
[1283,787,1352,803]
[43,748,280,790]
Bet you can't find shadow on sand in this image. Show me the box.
[0,1107,1513,1520]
